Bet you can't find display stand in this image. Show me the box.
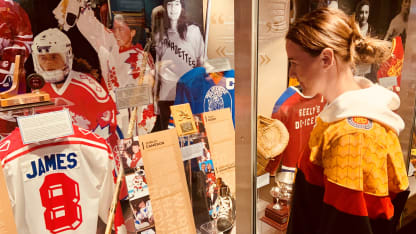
[260,204,289,231]
[0,56,51,109]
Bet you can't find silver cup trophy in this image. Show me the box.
[269,171,295,210]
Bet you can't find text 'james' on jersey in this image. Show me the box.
[23,152,79,180]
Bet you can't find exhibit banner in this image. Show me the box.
[139,129,196,234]
[203,108,236,196]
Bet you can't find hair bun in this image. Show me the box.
[355,38,374,55]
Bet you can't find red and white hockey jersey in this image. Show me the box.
[76,8,156,137]
[377,36,404,95]
[40,70,118,148]
[0,0,32,93]
[266,86,326,174]
[0,125,115,234]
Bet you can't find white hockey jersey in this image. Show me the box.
[0,125,115,234]
[77,8,156,137]
[158,25,205,101]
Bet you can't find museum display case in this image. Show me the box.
[1,0,416,234]
[252,0,416,233]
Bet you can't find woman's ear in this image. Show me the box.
[320,48,335,69]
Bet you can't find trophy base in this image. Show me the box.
[260,216,288,231]
[0,92,51,108]
[260,203,289,231]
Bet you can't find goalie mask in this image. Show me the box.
[32,28,73,83]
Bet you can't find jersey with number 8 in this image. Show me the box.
[0,125,115,234]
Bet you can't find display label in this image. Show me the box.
[181,142,204,161]
[204,58,232,73]
[203,108,236,196]
[115,85,151,110]
[378,76,398,89]
[138,129,196,233]
[257,172,270,189]
[17,109,74,144]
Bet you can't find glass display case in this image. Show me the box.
[2,0,416,233]
[251,0,416,234]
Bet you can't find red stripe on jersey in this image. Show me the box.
[323,179,394,219]
[364,193,394,220]
[323,179,368,216]
[2,140,112,167]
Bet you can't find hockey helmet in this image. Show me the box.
[32,28,73,83]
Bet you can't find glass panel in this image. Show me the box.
[0,0,243,233]
[256,0,416,233]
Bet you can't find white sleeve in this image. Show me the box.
[98,151,116,222]
[188,25,205,66]
[3,166,30,233]
[77,7,118,53]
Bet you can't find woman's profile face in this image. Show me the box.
[286,40,324,96]
[358,4,369,24]
[167,0,182,21]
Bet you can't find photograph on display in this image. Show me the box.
[129,195,155,233]
[290,0,410,94]
[152,0,206,131]
[115,137,156,233]
[116,138,143,175]
[126,166,149,200]
[177,112,235,231]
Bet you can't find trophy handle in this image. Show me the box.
[0,55,20,99]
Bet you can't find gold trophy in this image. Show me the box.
[0,55,51,109]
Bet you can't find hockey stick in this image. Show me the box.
[104,39,153,234]
[104,155,124,234]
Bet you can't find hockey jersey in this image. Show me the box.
[266,86,325,174]
[40,70,118,148]
[174,67,235,124]
[0,0,32,93]
[158,25,205,101]
[77,8,156,137]
[0,125,115,234]
[377,36,404,95]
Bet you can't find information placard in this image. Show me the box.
[203,108,236,196]
[17,109,74,144]
[139,129,196,234]
[115,85,151,110]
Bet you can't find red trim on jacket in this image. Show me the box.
[324,179,394,219]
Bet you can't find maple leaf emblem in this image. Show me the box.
[93,124,110,140]
[71,112,91,129]
[125,51,141,79]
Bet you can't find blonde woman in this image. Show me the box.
[285,8,409,234]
